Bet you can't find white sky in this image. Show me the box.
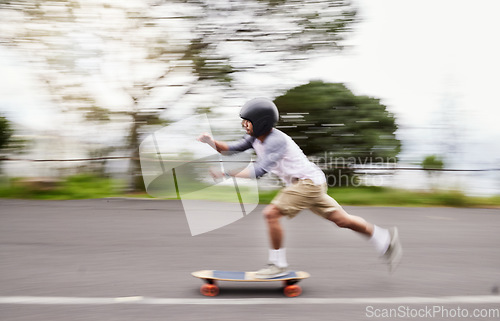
[299,0,500,138]
[0,47,56,131]
[1,0,499,164]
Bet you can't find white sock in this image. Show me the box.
[370,225,390,255]
[269,248,288,268]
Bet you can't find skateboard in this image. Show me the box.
[191,270,310,297]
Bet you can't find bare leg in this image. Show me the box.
[255,205,290,277]
[326,207,374,237]
[262,204,284,249]
[327,208,402,271]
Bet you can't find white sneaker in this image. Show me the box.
[383,227,403,272]
[255,264,289,279]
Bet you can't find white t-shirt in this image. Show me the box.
[228,129,326,186]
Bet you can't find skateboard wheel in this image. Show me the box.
[200,284,219,297]
[284,284,302,297]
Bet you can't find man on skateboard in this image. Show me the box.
[198,98,402,278]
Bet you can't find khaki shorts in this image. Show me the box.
[271,179,342,219]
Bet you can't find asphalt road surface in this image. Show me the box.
[1,199,499,320]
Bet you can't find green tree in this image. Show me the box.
[422,155,445,171]
[274,81,400,185]
[0,115,13,174]
[422,154,444,189]
[0,115,13,152]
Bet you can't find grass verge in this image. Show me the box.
[0,175,499,208]
[259,186,500,208]
[0,174,120,200]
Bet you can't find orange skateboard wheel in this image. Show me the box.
[200,283,219,297]
[284,284,302,297]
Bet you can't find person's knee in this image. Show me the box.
[263,205,282,223]
[333,217,351,229]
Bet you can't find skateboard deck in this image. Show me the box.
[192,270,310,297]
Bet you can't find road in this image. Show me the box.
[1,199,499,320]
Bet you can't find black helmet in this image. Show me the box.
[240,98,279,137]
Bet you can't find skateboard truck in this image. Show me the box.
[192,270,310,297]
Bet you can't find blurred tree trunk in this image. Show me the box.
[128,111,144,192]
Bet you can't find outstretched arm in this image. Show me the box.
[199,133,256,179]
[197,133,229,153]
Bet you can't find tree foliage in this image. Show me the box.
[421,155,444,189]
[0,115,13,152]
[0,0,358,190]
[274,81,400,173]
[422,155,445,170]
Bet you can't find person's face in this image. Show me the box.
[241,119,253,135]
